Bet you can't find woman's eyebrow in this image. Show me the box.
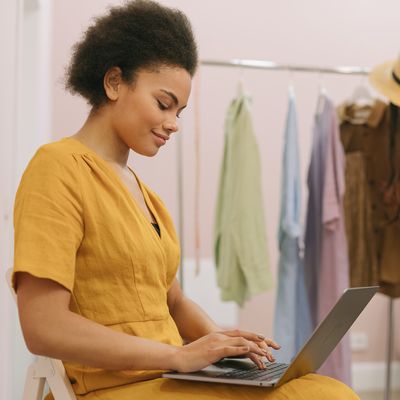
[160,89,179,106]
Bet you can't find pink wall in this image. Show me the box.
[51,0,399,363]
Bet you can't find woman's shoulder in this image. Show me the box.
[27,137,90,172]
[34,137,86,161]
[19,138,88,189]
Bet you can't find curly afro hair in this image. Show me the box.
[65,0,198,108]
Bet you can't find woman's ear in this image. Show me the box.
[104,67,123,101]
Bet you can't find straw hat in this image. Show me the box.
[369,56,400,106]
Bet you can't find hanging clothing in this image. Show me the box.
[316,96,351,386]
[274,88,312,363]
[214,88,272,306]
[339,100,400,298]
[343,152,378,287]
[304,94,330,327]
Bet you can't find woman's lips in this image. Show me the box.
[152,131,169,146]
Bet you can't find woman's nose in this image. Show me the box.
[163,118,179,134]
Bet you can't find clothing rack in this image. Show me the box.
[177,57,394,399]
[201,58,371,75]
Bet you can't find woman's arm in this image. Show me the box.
[16,272,178,371]
[16,272,266,373]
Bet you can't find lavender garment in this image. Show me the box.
[317,97,351,386]
[304,94,329,327]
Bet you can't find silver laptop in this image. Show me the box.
[163,286,378,387]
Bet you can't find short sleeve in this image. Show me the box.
[13,146,84,292]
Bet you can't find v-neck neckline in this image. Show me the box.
[63,137,162,239]
[126,166,162,237]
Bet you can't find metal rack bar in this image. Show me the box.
[201,58,371,75]
[177,126,184,289]
[384,297,394,400]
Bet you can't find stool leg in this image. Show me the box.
[22,363,45,400]
[46,360,76,400]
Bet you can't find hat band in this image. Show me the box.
[393,70,400,86]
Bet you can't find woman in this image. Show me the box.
[13,1,359,399]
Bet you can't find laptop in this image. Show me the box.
[163,286,378,387]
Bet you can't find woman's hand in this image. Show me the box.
[218,329,281,370]
[171,330,280,373]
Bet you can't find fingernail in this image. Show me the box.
[258,335,265,340]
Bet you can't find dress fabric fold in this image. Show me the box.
[214,88,272,307]
[274,89,312,364]
[304,94,351,386]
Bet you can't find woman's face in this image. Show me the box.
[108,66,192,157]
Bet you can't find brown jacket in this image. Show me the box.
[339,100,400,298]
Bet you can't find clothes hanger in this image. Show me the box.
[316,72,327,115]
[349,85,374,106]
[287,67,295,97]
[344,77,375,123]
[236,66,245,97]
[348,76,374,107]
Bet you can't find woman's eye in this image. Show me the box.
[157,100,168,110]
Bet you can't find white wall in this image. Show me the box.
[0,0,52,398]
[0,1,21,398]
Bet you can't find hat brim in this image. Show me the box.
[369,59,400,107]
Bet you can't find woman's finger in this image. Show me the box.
[264,348,276,363]
[248,353,265,370]
[222,337,269,358]
[258,340,268,351]
[255,340,276,362]
[263,338,281,349]
[220,329,281,351]
[220,329,266,342]
[218,345,251,360]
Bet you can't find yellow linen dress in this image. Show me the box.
[13,137,359,399]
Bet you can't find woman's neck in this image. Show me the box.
[72,108,130,168]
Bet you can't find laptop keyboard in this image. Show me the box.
[219,362,288,381]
